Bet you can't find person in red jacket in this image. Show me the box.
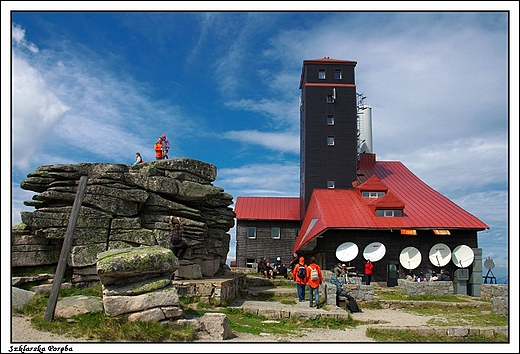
[307,256,323,308]
[154,137,164,160]
[364,259,374,285]
[292,256,308,302]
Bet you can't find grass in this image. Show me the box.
[183,307,358,338]
[16,285,197,342]
[14,278,509,343]
[366,327,508,343]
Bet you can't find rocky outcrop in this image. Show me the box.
[97,246,184,321]
[14,158,235,286]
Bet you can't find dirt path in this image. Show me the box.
[10,308,433,343]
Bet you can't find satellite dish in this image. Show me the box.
[335,242,359,262]
[452,245,474,268]
[363,242,386,262]
[484,258,495,270]
[428,243,452,267]
[399,246,422,270]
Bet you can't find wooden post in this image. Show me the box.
[44,175,88,322]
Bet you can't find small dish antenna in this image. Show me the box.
[484,258,495,270]
[399,246,422,270]
[483,258,497,284]
[335,242,359,262]
[363,242,386,262]
[451,245,474,268]
[428,243,451,267]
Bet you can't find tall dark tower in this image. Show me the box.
[299,57,358,218]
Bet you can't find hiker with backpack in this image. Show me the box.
[292,256,308,302]
[169,216,188,260]
[307,256,323,308]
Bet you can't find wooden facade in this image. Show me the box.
[299,58,359,218]
[299,229,479,283]
[235,220,300,268]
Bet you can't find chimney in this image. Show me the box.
[359,153,376,166]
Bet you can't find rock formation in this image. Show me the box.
[13,158,236,287]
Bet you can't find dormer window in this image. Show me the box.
[362,191,385,198]
[376,209,403,217]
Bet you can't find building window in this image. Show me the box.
[327,179,335,189]
[246,258,255,268]
[247,227,256,239]
[327,115,334,125]
[376,209,403,217]
[319,69,326,79]
[327,136,335,146]
[327,95,334,103]
[271,227,280,239]
[362,191,386,198]
[335,69,342,79]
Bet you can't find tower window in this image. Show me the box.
[247,227,256,239]
[319,69,326,79]
[327,136,335,146]
[327,179,335,189]
[335,69,342,79]
[327,115,334,125]
[327,95,334,103]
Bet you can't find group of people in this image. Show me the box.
[154,134,170,160]
[292,256,323,308]
[406,268,451,282]
[131,134,171,165]
[258,256,288,279]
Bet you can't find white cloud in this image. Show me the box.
[224,98,299,130]
[384,133,508,195]
[217,162,300,197]
[223,130,299,154]
[12,23,38,53]
[12,55,70,169]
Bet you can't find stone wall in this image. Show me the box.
[13,158,235,286]
[397,279,454,296]
[481,284,508,316]
[172,275,246,306]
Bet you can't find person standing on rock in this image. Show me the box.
[307,256,323,308]
[293,256,308,302]
[161,134,170,159]
[155,137,164,160]
[169,216,188,260]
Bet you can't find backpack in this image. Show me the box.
[297,264,307,279]
[310,266,319,281]
[171,228,182,244]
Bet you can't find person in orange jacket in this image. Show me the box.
[292,256,308,302]
[307,256,323,308]
[154,137,164,160]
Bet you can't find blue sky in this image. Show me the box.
[4,6,518,284]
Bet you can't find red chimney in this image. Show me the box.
[359,153,376,166]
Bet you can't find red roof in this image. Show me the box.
[293,156,489,251]
[234,196,300,221]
